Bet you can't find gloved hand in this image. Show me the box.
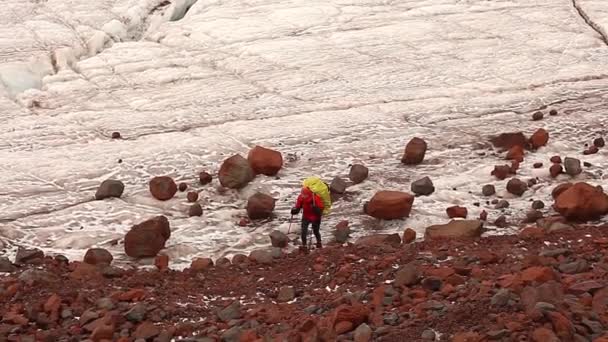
[291,207,300,215]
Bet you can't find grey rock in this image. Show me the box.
[126,303,147,322]
[354,323,373,342]
[269,230,288,248]
[95,179,125,200]
[330,176,347,194]
[249,250,273,265]
[491,289,511,307]
[0,257,15,273]
[218,301,242,322]
[411,176,435,196]
[334,221,350,243]
[532,200,545,210]
[564,157,582,176]
[559,259,589,274]
[394,263,420,287]
[540,248,571,258]
[349,164,369,184]
[96,297,115,310]
[270,247,282,259]
[421,329,436,340]
[495,200,509,209]
[482,184,496,196]
[421,277,442,292]
[18,269,57,285]
[546,222,574,233]
[15,247,44,264]
[221,326,242,342]
[277,286,295,302]
[383,312,399,326]
[487,329,510,340]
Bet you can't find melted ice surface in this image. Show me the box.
[1,0,608,268]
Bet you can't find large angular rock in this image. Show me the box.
[95,180,125,200]
[149,176,177,201]
[248,146,283,176]
[506,178,527,196]
[394,263,420,287]
[219,154,255,189]
[15,247,44,264]
[425,220,483,240]
[246,193,276,220]
[124,216,171,258]
[401,137,427,165]
[349,164,369,184]
[554,182,608,221]
[365,191,414,220]
[334,221,350,243]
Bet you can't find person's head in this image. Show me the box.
[301,187,313,199]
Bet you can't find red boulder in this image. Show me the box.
[219,154,255,189]
[248,146,283,176]
[401,137,427,165]
[246,193,276,220]
[530,128,549,149]
[554,182,608,221]
[149,176,177,201]
[124,216,171,258]
[365,191,414,220]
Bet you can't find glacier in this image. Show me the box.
[1,0,608,268]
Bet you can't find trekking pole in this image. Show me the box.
[287,215,294,234]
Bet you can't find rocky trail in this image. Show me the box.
[1,222,608,341]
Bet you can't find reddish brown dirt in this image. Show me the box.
[2,225,608,341]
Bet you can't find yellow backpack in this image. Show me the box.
[302,176,332,215]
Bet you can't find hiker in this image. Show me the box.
[291,187,324,249]
[291,177,332,250]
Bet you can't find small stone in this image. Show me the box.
[188,203,203,217]
[446,206,467,219]
[421,330,436,341]
[549,109,558,116]
[550,156,562,163]
[584,146,599,155]
[479,210,488,221]
[495,215,507,228]
[495,200,510,209]
[421,277,442,291]
[491,289,511,307]
[532,200,545,210]
[149,176,177,201]
[277,286,295,302]
[491,165,511,180]
[524,210,543,223]
[563,157,582,176]
[594,137,605,148]
[186,191,198,202]
[96,298,114,310]
[402,228,416,244]
[383,312,399,326]
[411,176,435,196]
[506,178,527,196]
[0,257,15,273]
[249,250,273,264]
[354,323,372,342]
[533,162,543,168]
[178,183,187,192]
[127,303,147,322]
[482,184,496,196]
[199,172,213,185]
[111,132,121,139]
[558,259,589,274]
[532,111,543,121]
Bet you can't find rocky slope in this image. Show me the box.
[1,221,608,341]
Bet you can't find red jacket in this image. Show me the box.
[295,188,324,222]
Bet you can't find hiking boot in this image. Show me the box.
[316,242,322,249]
[299,245,309,254]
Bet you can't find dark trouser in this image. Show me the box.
[301,219,321,246]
